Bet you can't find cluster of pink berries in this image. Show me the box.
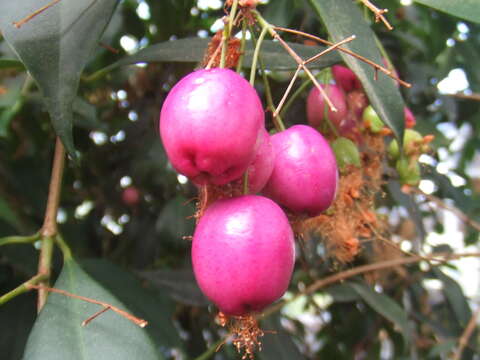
[307,64,431,185]
[307,64,416,142]
[159,68,338,318]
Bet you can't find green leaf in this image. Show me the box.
[348,282,411,346]
[0,58,24,70]
[0,197,20,230]
[98,37,341,75]
[22,259,166,360]
[414,0,480,24]
[0,0,118,156]
[259,316,303,360]
[308,0,405,141]
[326,284,360,303]
[432,268,472,328]
[427,339,456,358]
[136,268,208,307]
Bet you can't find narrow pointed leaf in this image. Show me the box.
[308,0,404,141]
[22,259,163,360]
[98,37,341,74]
[348,282,411,346]
[414,0,480,24]
[0,0,118,156]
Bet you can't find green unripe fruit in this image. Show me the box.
[396,157,421,186]
[362,105,384,133]
[331,137,361,172]
[388,129,424,160]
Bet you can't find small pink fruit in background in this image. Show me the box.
[332,65,362,93]
[306,84,348,129]
[159,68,264,186]
[263,125,338,217]
[192,195,295,316]
[404,107,416,128]
[122,186,140,206]
[235,128,275,194]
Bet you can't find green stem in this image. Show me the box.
[235,19,247,73]
[37,137,66,311]
[194,338,225,360]
[220,27,228,68]
[0,273,48,306]
[227,0,239,35]
[248,25,285,131]
[0,232,40,247]
[55,233,73,261]
[249,25,268,86]
[242,170,249,195]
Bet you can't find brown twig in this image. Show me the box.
[358,0,393,30]
[253,12,338,113]
[27,284,148,328]
[273,35,356,118]
[99,42,119,54]
[13,0,62,28]
[446,92,480,102]
[405,186,480,232]
[262,252,480,317]
[453,307,480,360]
[274,26,411,88]
[37,137,66,311]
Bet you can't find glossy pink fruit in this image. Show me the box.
[192,195,295,316]
[306,84,348,129]
[404,107,416,128]
[236,128,275,193]
[332,65,362,93]
[159,68,264,186]
[263,125,338,216]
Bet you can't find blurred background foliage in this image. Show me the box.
[0,0,479,359]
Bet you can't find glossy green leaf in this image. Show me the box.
[348,282,411,346]
[414,0,480,24]
[308,0,405,141]
[99,37,341,74]
[22,259,165,360]
[427,339,456,358]
[0,0,118,156]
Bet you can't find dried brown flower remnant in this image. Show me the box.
[202,31,242,69]
[218,312,264,360]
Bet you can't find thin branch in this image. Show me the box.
[262,252,480,317]
[27,285,148,328]
[405,186,480,232]
[13,0,62,28]
[253,11,338,113]
[0,233,40,247]
[37,137,66,311]
[274,26,411,88]
[446,92,480,102]
[0,274,48,306]
[453,307,480,360]
[273,35,355,118]
[358,0,393,30]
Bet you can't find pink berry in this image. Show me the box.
[238,128,275,193]
[159,68,264,186]
[122,187,140,206]
[332,65,362,93]
[404,107,416,128]
[306,84,348,129]
[263,125,338,216]
[192,195,295,316]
